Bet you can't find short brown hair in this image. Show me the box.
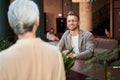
[67,11,79,20]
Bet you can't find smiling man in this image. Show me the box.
[57,11,94,60]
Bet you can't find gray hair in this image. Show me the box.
[8,0,39,35]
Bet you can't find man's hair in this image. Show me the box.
[8,0,39,35]
[67,11,79,20]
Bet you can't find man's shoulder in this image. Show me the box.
[80,30,94,39]
[63,30,70,36]
[80,30,93,36]
[43,41,59,51]
[64,30,70,33]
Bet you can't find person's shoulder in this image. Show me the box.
[62,30,70,36]
[65,30,70,33]
[0,49,7,57]
[42,42,61,56]
[42,41,59,51]
[80,29,94,38]
[0,45,15,62]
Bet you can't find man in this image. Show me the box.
[57,11,94,59]
[0,0,65,80]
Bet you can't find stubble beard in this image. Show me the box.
[70,26,79,31]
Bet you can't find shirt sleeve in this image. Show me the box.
[77,32,94,59]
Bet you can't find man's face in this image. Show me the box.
[67,15,79,31]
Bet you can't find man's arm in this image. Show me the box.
[77,32,94,59]
[57,32,67,51]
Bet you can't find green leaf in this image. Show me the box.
[85,57,96,64]
[0,38,11,51]
[82,49,119,80]
[86,76,95,80]
[111,60,120,66]
[82,64,93,72]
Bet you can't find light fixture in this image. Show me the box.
[58,13,62,17]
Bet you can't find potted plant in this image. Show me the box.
[83,49,120,80]
[0,38,11,51]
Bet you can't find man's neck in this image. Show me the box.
[70,29,79,36]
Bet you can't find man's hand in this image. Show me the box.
[62,49,78,59]
[68,53,78,59]
[62,50,69,54]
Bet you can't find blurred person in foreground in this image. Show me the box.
[57,11,94,60]
[0,0,65,80]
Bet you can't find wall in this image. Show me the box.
[113,0,120,39]
[92,0,110,28]
[92,0,109,13]
[63,0,79,17]
[34,0,44,40]
[0,0,13,39]
[44,0,62,33]
[0,0,18,43]
[92,0,110,36]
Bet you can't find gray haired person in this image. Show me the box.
[0,0,65,80]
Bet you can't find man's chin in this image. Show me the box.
[70,28,76,31]
[69,27,78,31]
